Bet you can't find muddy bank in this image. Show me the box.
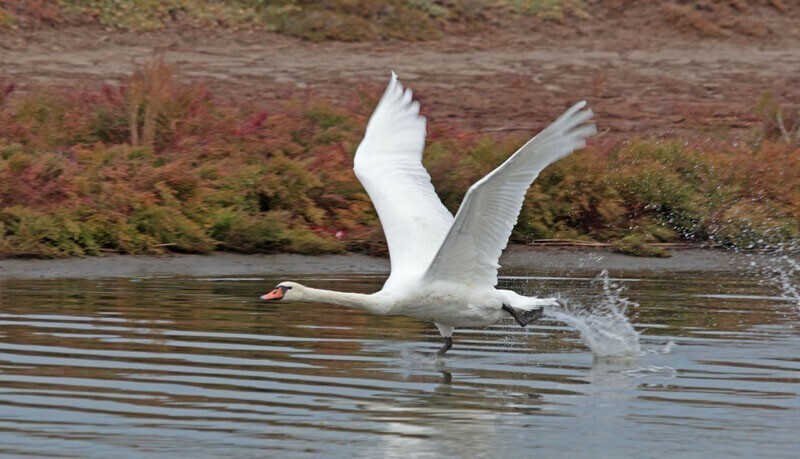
[0,246,753,280]
[3,22,799,141]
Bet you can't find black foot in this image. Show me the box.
[502,304,544,327]
[440,371,452,384]
[437,337,453,356]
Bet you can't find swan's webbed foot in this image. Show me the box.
[437,337,453,356]
[502,304,543,327]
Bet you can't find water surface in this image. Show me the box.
[0,269,798,458]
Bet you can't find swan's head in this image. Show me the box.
[260,281,303,302]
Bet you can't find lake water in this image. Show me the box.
[0,267,798,458]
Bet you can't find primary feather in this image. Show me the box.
[353,72,454,288]
[425,101,596,288]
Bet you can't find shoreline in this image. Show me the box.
[0,246,753,281]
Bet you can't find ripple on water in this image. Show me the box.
[0,272,798,458]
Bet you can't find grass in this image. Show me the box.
[2,1,794,40]
[0,0,591,39]
[1,0,476,38]
[505,0,589,22]
[661,0,792,37]
[1,61,798,258]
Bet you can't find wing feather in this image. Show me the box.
[424,102,596,287]
[354,73,454,284]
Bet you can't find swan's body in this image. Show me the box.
[262,72,596,355]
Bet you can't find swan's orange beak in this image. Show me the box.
[261,287,285,301]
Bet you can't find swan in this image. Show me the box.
[262,72,595,356]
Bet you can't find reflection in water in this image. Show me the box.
[357,379,502,459]
[0,271,798,457]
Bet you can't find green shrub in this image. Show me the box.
[0,206,99,257]
[1,61,798,258]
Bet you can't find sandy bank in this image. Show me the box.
[0,246,752,280]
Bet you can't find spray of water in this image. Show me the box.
[770,254,800,310]
[543,270,641,358]
[753,243,800,311]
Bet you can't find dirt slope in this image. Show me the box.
[2,4,799,140]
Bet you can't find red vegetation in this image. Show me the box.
[0,62,798,258]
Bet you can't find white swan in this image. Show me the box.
[262,72,596,356]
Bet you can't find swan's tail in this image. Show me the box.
[497,289,559,311]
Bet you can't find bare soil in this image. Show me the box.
[2,5,799,141]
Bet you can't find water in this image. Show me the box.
[759,249,800,311]
[0,269,798,458]
[545,269,641,358]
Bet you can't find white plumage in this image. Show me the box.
[262,72,596,356]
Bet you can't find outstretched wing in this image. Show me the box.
[424,102,596,287]
[354,72,454,283]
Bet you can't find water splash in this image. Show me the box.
[544,270,641,358]
[752,243,800,311]
[769,254,800,310]
[641,340,675,355]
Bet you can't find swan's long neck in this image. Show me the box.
[300,286,390,315]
